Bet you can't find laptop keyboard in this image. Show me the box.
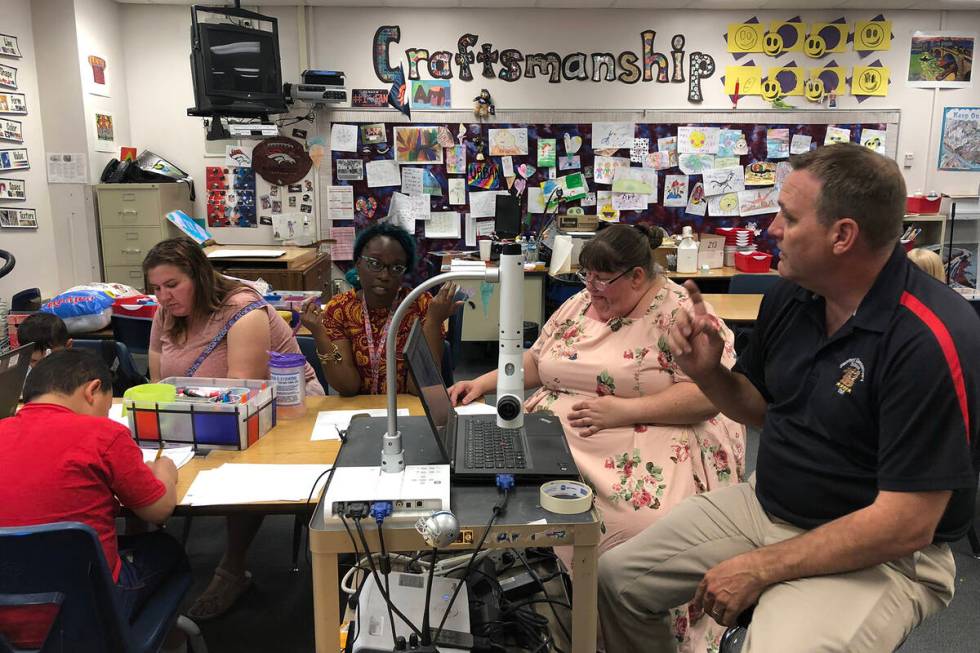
[464,421,527,470]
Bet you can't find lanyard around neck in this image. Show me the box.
[361,291,402,394]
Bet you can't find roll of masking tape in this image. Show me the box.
[539,480,593,515]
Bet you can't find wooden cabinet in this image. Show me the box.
[205,246,332,295]
[95,183,191,289]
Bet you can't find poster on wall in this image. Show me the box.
[351,89,388,108]
[907,32,975,88]
[0,118,22,143]
[46,153,88,184]
[938,107,980,171]
[0,64,16,90]
[0,207,37,229]
[0,92,26,114]
[0,34,21,59]
[94,112,115,153]
[86,54,110,97]
[0,148,29,170]
[0,177,26,200]
[410,80,451,109]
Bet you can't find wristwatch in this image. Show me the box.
[317,343,343,364]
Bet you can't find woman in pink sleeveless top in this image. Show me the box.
[144,238,323,621]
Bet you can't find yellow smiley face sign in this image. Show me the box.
[852,66,889,96]
[803,78,825,102]
[763,32,784,56]
[728,23,765,53]
[804,34,827,58]
[854,20,891,51]
[761,79,782,101]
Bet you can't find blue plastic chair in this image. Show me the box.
[72,339,147,396]
[296,335,330,395]
[0,522,191,653]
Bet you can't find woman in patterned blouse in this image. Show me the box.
[301,223,459,395]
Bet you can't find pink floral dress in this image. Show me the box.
[525,279,746,653]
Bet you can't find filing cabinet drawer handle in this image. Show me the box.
[129,271,143,278]
[121,248,142,255]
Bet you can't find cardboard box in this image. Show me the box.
[558,213,598,232]
[697,234,726,269]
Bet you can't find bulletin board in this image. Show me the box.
[320,109,900,277]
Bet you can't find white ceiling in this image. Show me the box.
[115,0,980,9]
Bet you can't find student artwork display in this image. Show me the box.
[0,118,22,143]
[0,64,16,90]
[410,80,451,109]
[938,107,980,171]
[0,148,28,170]
[94,112,115,153]
[0,92,26,114]
[360,123,386,145]
[86,55,109,97]
[395,126,442,163]
[0,176,26,200]
[489,128,528,156]
[0,207,36,229]
[908,32,974,88]
[0,34,21,59]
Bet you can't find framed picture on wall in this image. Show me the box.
[0,177,26,200]
[0,34,21,59]
[0,147,29,170]
[0,118,23,143]
[94,111,115,153]
[908,32,975,88]
[0,92,26,114]
[938,107,980,171]
[0,207,37,229]
[86,54,110,97]
[0,64,16,90]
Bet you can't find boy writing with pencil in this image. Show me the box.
[0,350,187,649]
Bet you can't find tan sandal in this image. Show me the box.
[186,568,253,621]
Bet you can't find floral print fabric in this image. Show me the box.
[524,279,746,653]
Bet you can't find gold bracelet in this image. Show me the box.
[316,343,343,364]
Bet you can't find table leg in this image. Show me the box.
[313,550,341,653]
[571,542,598,653]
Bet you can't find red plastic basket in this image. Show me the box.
[734,251,773,273]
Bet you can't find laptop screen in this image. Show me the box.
[404,321,455,459]
[0,343,33,420]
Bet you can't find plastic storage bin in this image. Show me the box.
[734,252,773,273]
[123,376,277,450]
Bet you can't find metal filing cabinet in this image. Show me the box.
[95,183,191,289]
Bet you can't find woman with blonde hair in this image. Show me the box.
[907,247,945,282]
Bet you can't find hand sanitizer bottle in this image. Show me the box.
[676,226,699,274]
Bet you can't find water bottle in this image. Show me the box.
[268,351,307,419]
[676,226,700,274]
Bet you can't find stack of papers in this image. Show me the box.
[311,409,409,441]
[182,463,332,506]
[140,445,196,470]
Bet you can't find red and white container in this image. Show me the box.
[735,251,773,273]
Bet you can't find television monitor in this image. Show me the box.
[188,6,287,118]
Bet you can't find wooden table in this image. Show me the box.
[170,394,422,514]
[204,244,331,293]
[702,293,763,323]
[667,266,777,280]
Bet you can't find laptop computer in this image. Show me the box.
[404,321,578,482]
[0,343,33,420]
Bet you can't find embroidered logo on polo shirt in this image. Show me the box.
[836,358,865,395]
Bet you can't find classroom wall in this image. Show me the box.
[0,0,59,302]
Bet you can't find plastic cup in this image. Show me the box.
[479,240,492,261]
[269,351,307,419]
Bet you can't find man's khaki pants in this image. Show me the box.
[597,482,955,653]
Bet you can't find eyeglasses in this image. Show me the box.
[575,267,631,291]
[360,255,408,275]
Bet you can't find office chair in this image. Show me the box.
[296,335,331,394]
[73,339,147,396]
[0,522,205,653]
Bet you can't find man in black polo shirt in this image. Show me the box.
[597,142,979,652]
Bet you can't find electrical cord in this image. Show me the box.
[512,549,572,647]
[371,504,399,649]
[338,513,363,652]
[302,466,334,567]
[351,514,423,639]
[433,480,512,643]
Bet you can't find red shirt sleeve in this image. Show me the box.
[103,429,166,509]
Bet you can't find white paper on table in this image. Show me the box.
[141,445,196,470]
[465,213,476,247]
[182,464,333,505]
[702,166,745,196]
[330,124,358,152]
[401,167,424,196]
[469,190,507,219]
[207,249,285,259]
[327,185,354,219]
[311,409,409,441]
[790,133,812,154]
[426,211,461,239]
[549,235,574,276]
[366,159,401,188]
[591,122,635,150]
[454,402,498,416]
[448,178,466,205]
[109,403,130,429]
[527,187,545,214]
[612,192,649,210]
[475,220,495,237]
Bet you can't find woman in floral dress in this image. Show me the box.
[450,224,746,653]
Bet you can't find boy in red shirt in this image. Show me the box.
[0,349,187,645]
